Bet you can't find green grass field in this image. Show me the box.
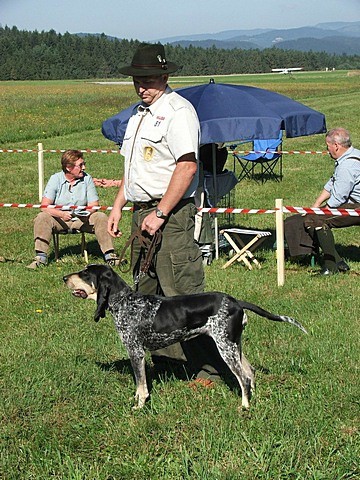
[0,71,359,479]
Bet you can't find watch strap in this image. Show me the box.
[155,207,168,219]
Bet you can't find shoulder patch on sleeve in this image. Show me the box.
[168,92,192,112]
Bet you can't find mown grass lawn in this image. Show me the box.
[0,72,359,479]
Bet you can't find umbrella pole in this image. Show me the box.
[212,144,219,259]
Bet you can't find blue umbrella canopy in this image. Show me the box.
[178,80,326,142]
[102,79,326,145]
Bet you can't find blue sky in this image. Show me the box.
[1,0,359,41]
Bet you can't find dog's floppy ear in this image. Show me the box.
[94,281,110,322]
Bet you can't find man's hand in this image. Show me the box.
[108,210,123,238]
[108,178,126,237]
[141,211,165,236]
[61,211,73,221]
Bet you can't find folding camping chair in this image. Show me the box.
[220,228,272,270]
[52,230,89,263]
[233,132,283,183]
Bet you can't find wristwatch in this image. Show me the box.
[155,207,168,220]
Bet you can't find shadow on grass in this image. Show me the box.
[96,357,193,395]
[96,355,244,394]
[337,243,360,263]
[48,239,102,262]
[95,352,276,397]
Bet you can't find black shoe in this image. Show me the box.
[105,253,127,267]
[337,260,350,272]
[317,267,338,276]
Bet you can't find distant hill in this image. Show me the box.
[277,36,360,55]
[156,28,273,43]
[167,39,259,50]
[155,21,360,54]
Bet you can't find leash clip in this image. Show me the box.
[133,271,146,287]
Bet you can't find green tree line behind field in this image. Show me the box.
[1,25,359,80]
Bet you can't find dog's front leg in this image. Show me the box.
[129,353,149,409]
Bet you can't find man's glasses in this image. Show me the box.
[73,162,86,168]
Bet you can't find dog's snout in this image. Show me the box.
[63,275,69,283]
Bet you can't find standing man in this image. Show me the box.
[285,127,360,275]
[107,43,224,382]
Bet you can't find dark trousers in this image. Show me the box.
[303,202,360,230]
[285,202,360,268]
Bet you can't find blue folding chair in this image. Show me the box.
[233,132,283,183]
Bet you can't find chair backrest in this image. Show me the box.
[252,132,283,160]
[203,170,238,207]
[200,143,228,174]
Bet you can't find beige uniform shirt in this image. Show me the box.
[121,87,200,202]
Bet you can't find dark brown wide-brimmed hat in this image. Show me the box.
[119,43,181,77]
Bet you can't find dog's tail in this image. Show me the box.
[239,301,307,334]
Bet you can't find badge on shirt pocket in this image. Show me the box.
[144,146,154,161]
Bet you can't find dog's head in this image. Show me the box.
[63,264,126,322]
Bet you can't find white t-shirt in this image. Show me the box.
[121,87,200,202]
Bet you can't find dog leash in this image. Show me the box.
[118,227,162,285]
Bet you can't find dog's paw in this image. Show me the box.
[132,392,149,410]
[241,396,250,410]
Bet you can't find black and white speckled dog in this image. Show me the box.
[63,264,307,410]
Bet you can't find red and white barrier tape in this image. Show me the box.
[0,203,119,211]
[232,150,327,155]
[0,148,120,154]
[0,148,328,155]
[0,149,38,153]
[283,206,360,216]
[0,203,359,216]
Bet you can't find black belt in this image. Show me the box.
[134,199,160,210]
[133,197,194,212]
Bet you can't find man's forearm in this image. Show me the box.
[112,180,127,210]
[312,189,331,208]
[157,161,197,215]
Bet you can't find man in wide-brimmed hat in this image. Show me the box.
[107,43,224,384]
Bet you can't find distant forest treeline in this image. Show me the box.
[1,26,360,80]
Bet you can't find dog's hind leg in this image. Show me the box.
[128,353,149,409]
[241,353,255,393]
[212,338,252,409]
